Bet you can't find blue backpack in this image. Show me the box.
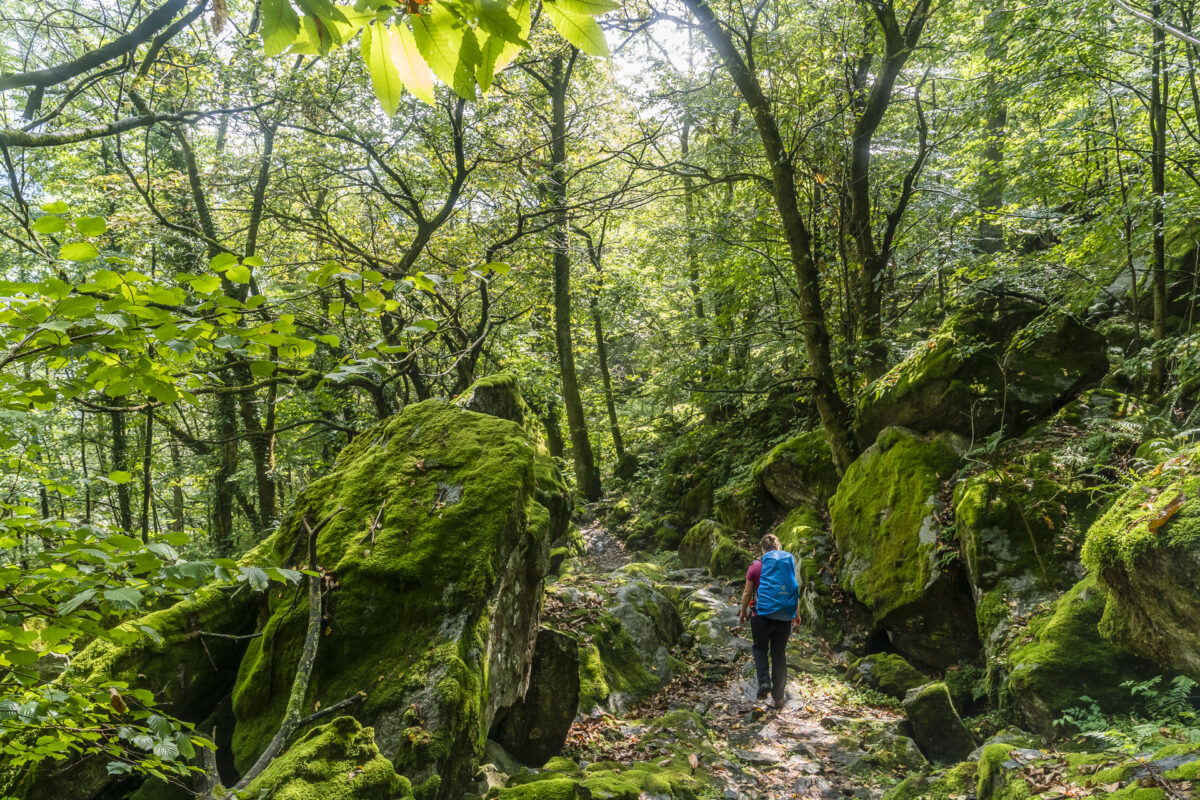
[756,550,799,619]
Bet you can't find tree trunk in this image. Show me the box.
[1150,0,1169,394]
[140,408,153,542]
[110,405,133,532]
[682,0,857,474]
[583,236,626,461]
[549,52,603,500]
[975,4,1010,253]
[169,435,185,532]
[213,385,238,555]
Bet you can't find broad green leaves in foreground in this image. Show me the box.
[260,0,617,109]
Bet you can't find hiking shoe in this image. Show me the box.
[756,683,771,700]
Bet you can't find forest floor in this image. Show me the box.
[562,523,908,800]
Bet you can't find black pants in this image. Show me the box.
[750,615,790,706]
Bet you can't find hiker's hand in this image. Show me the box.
[736,611,747,626]
[792,616,801,632]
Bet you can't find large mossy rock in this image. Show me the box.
[751,430,839,509]
[830,427,979,667]
[230,390,566,799]
[678,520,751,581]
[856,302,1107,446]
[902,682,975,764]
[240,716,413,800]
[712,479,777,535]
[845,653,927,700]
[553,568,685,715]
[1083,450,1200,680]
[1004,574,1157,736]
[954,462,1090,654]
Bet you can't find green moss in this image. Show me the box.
[540,757,581,774]
[225,390,565,798]
[831,428,962,617]
[238,716,412,800]
[882,761,978,800]
[751,429,839,508]
[678,520,751,580]
[976,743,1032,800]
[580,760,702,800]
[1005,574,1155,735]
[577,643,610,713]
[488,779,586,800]
[845,653,926,700]
[858,303,1107,444]
[953,464,1087,597]
[1082,446,1200,679]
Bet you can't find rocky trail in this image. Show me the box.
[539,520,913,800]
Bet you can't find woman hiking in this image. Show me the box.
[737,533,801,709]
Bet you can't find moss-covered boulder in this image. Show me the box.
[857,302,1107,446]
[902,682,975,764]
[491,628,580,768]
[239,716,412,800]
[831,428,978,666]
[1083,450,1200,680]
[1004,574,1157,736]
[226,392,566,799]
[751,430,839,509]
[678,520,751,581]
[555,572,684,715]
[712,479,777,535]
[845,653,927,700]
[954,463,1090,654]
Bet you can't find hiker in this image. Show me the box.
[736,533,800,708]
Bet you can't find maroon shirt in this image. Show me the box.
[746,559,762,617]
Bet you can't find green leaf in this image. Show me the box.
[226,265,252,284]
[554,0,618,14]
[543,2,608,56]
[59,242,100,262]
[209,253,239,272]
[189,274,222,293]
[108,470,133,484]
[484,261,510,275]
[74,217,107,237]
[249,360,277,377]
[40,201,70,213]
[261,0,301,55]
[391,23,436,105]
[32,216,66,234]
[101,587,144,611]
[240,566,270,592]
[412,4,481,99]
[58,588,96,615]
[362,22,404,115]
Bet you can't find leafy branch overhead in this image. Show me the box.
[261,0,617,109]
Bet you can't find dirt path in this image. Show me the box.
[566,524,907,799]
